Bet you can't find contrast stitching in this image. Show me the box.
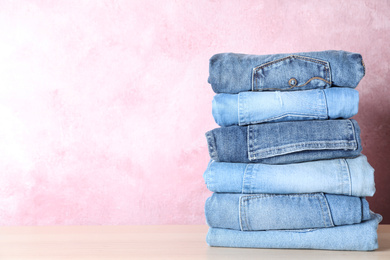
[288,76,332,88]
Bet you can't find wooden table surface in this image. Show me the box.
[0,225,389,259]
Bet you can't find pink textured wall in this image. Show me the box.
[0,0,389,225]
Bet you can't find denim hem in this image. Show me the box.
[203,160,215,192]
[205,131,219,161]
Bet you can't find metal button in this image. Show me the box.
[289,78,298,86]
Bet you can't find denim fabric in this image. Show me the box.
[206,212,382,251]
[206,119,361,164]
[203,155,375,196]
[212,88,359,127]
[208,50,365,94]
[205,193,370,231]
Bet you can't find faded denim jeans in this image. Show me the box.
[203,155,375,196]
[212,88,359,127]
[208,50,365,93]
[206,119,361,164]
[206,212,382,251]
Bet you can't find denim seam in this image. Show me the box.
[241,112,327,126]
[247,126,254,160]
[248,164,256,193]
[344,159,353,196]
[337,159,348,195]
[205,131,219,161]
[249,140,357,160]
[319,194,335,227]
[240,196,251,231]
[320,89,330,119]
[238,92,247,126]
[316,195,328,227]
[252,55,331,91]
[349,119,358,150]
[242,164,251,193]
[239,197,244,231]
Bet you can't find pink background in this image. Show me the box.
[0,0,389,225]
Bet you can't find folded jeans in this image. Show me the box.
[208,50,365,93]
[206,212,382,251]
[203,155,375,196]
[205,193,370,231]
[212,88,359,127]
[206,119,362,164]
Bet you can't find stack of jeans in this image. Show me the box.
[204,51,382,251]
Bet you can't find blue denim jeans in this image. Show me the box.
[203,155,375,196]
[208,50,365,93]
[205,193,370,231]
[206,212,382,251]
[206,119,361,164]
[212,88,359,127]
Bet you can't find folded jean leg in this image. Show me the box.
[203,155,375,196]
[206,119,362,164]
[212,88,359,127]
[208,50,365,93]
[205,193,370,231]
[206,212,382,251]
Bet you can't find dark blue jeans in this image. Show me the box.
[205,119,362,164]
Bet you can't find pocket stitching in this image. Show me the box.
[252,55,331,91]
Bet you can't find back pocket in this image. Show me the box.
[252,55,331,91]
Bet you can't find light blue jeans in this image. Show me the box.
[205,193,370,231]
[208,50,365,93]
[206,212,382,251]
[203,155,375,196]
[206,119,361,164]
[212,88,359,127]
